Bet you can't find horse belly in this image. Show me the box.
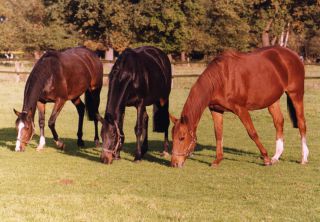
[246,81,284,110]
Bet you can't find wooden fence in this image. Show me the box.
[0,59,319,80]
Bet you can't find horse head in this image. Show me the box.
[13,109,35,152]
[97,113,123,164]
[170,114,197,168]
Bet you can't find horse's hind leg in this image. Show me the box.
[48,98,66,149]
[36,101,46,151]
[287,92,309,164]
[72,97,85,147]
[268,100,284,163]
[211,110,224,167]
[234,106,271,165]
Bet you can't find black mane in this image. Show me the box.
[22,52,60,112]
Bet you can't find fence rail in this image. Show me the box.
[0,70,319,79]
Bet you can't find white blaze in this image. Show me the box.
[272,138,284,161]
[15,122,25,151]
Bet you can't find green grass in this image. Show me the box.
[0,78,320,221]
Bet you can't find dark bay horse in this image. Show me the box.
[170,46,309,167]
[97,46,172,164]
[14,47,103,151]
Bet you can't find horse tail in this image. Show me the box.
[286,93,298,128]
[153,99,169,132]
[85,87,101,121]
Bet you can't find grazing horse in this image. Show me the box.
[14,47,103,151]
[170,46,309,167]
[97,46,172,164]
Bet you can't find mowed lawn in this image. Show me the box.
[0,76,320,221]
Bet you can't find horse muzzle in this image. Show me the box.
[100,150,113,164]
[171,155,186,168]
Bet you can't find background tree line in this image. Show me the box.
[0,0,319,61]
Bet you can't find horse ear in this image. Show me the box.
[27,108,33,117]
[169,113,178,124]
[13,108,21,117]
[96,113,105,124]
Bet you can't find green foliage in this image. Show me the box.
[0,0,319,58]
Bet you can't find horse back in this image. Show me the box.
[35,47,102,102]
[211,46,304,110]
[129,46,172,105]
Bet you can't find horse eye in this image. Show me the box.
[179,137,185,141]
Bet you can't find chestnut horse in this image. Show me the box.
[97,46,172,164]
[170,46,309,167]
[14,47,103,151]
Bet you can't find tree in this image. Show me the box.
[132,0,188,56]
[204,0,251,53]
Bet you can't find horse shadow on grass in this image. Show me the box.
[0,127,17,151]
[0,127,265,166]
[60,138,172,166]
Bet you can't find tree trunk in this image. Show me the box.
[278,30,285,46]
[262,19,273,47]
[167,54,173,63]
[180,51,186,62]
[105,47,114,61]
[284,23,290,47]
[271,36,277,45]
[34,50,41,60]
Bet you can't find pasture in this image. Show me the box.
[0,67,320,221]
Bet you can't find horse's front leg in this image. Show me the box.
[140,109,149,158]
[114,108,125,160]
[134,105,146,162]
[161,130,170,157]
[234,106,271,166]
[71,97,85,147]
[36,101,46,151]
[211,110,224,167]
[48,98,66,150]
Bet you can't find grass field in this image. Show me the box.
[0,75,320,221]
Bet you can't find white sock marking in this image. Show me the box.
[15,122,25,151]
[38,136,46,149]
[272,138,284,161]
[301,137,309,163]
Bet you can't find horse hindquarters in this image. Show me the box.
[285,92,309,164]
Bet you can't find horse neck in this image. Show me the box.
[22,58,53,115]
[105,81,129,121]
[181,65,220,132]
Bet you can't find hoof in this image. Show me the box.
[94,139,100,147]
[211,159,222,167]
[55,140,65,150]
[160,151,170,158]
[36,147,44,152]
[211,163,219,168]
[300,159,308,165]
[77,140,85,148]
[264,161,272,166]
[15,148,24,152]
[271,158,279,164]
[134,157,142,163]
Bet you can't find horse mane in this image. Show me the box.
[22,51,60,112]
[181,59,224,131]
